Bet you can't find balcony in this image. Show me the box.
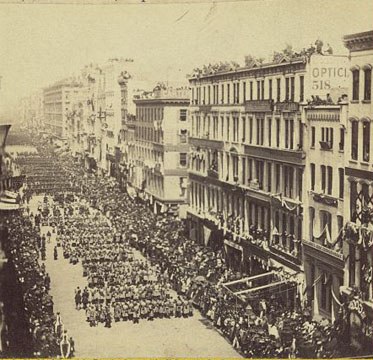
[275,101,300,112]
[244,144,305,165]
[244,100,273,112]
[319,140,333,151]
[269,243,302,266]
[302,239,344,262]
[312,192,338,207]
[189,136,224,150]
[207,168,219,179]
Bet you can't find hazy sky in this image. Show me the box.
[0,0,372,115]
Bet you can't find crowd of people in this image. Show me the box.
[1,212,74,357]
[4,134,346,358]
[48,197,194,326]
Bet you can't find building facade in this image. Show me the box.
[43,79,82,139]
[340,30,373,354]
[187,53,348,280]
[302,102,348,321]
[131,85,189,217]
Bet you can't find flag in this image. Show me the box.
[203,225,211,246]
[313,279,319,317]
[325,226,331,245]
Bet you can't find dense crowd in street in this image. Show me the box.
[2,134,348,358]
[2,211,74,357]
[52,197,193,326]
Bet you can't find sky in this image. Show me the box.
[0,0,372,117]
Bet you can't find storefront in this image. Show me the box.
[242,239,270,276]
[224,238,243,272]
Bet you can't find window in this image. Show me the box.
[339,128,345,151]
[284,166,294,198]
[261,80,265,100]
[277,78,281,102]
[300,75,304,102]
[179,153,187,167]
[213,116,218,139]
[269,79,273,101]
[320,127,333,150]
[243,82,246,102]
[242,117,246,142]
[285,119,289,148]
[351,121,359,160]
[352,69,359,100]
[310,163,315,191]
[275,164,281,192]
[180,129,188,143]
[364,68,371,101]
[267,163,272,192]
[362,121,370,162]
[321,165,326,193]
[309,207,315,242]
[249,117,253,144]
[289,119,294,149]
[350,181,358,222]
[232,155,239,180]
[311,126,316,148]
[227,84,230,104]
[257,81,261,100]
[290,77,295,101]
[233,117,239,142]
[256,160,264,189]
[221,84,224,104]
[267,118,272,147]
[179,109,187,121]
[327,166,333,195]
[276,118,280,147]
[320,272,332,313]
[339,168,344,198]
[256,117,264,145]
[250,81,253,100]
[248,159,253,181]
[208,86,211,104]
[298,168,303,201]
[285,78,290,101]
[226,116,230,141]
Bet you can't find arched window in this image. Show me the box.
[362,64,372,101]
[351,66,360,100]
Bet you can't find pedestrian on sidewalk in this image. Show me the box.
[75,287,81,310]
[60,331,71,358]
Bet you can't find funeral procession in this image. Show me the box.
[0,0,372,358]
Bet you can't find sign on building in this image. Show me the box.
[308,55,349,101]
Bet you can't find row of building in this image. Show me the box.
[19,31,373,353]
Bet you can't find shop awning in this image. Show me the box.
[222,270,296,300]
[0,202,20,210]
[3,190,17,199]
[0,196,16,204]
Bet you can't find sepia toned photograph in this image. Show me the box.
[0,0,373,358]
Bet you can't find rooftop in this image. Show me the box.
[133,85,189,103]
[343,30,373,52]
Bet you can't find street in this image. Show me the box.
[32,197,241,358]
